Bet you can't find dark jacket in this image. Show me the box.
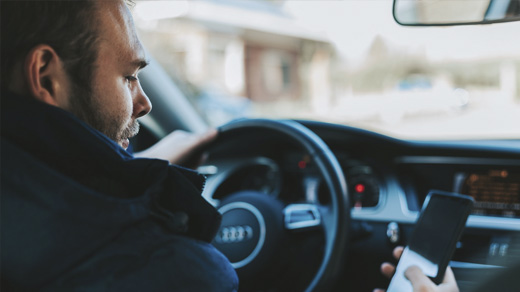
[1,90,238,291]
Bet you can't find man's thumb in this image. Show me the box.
[405,266,434,292]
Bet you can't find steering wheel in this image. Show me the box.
[204,119,350,291]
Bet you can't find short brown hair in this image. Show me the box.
[0,0,99,91]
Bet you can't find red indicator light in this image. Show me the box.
[355,183,365,193]
[298,161,307,169]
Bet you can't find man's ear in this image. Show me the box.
[24,44,70,107]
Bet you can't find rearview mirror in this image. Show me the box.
[393,0,520,26]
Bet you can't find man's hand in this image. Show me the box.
[134,129,218,169]
[374,246,459,292]
[404,265,458,292]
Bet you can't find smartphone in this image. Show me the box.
[387,190,474,292]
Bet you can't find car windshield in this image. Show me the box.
[133,0,520,140]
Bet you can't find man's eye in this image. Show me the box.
[126,76,138,82]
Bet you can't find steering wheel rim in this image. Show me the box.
[210,119,350,291]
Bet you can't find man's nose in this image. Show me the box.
[133,83,152,118]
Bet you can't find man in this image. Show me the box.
[0,0,459,291]
[1,0,236,290]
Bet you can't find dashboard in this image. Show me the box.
[197,120,520,291]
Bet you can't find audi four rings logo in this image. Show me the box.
[215,226,254,243]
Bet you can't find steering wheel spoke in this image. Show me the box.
[284,203,321,230]
[318,204,337,241]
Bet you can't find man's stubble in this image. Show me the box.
[67,79,139,146]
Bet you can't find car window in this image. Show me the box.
[133,0,520,140]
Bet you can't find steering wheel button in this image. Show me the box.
[289,211,314,223]
[499,244,509,257]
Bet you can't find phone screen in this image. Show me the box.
[387,191,474,292]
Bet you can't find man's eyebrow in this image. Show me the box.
[133,59,150,70]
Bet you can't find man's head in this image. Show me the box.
[1,0,151,149]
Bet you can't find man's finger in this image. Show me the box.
[198,128,218,144]
[179,130,218,168]
[405,266,434,291]
[393,246,404,260]
[381,262,396,279]
[378,247,404,279]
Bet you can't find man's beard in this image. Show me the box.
[67,81,139,147]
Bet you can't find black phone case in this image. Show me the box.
[411,190,474,284]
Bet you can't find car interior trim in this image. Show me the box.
[396,156,520,166]
[449,261,504,270]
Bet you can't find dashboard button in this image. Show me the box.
[387,222,400,244]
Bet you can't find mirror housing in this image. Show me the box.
[393,0,520,26]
